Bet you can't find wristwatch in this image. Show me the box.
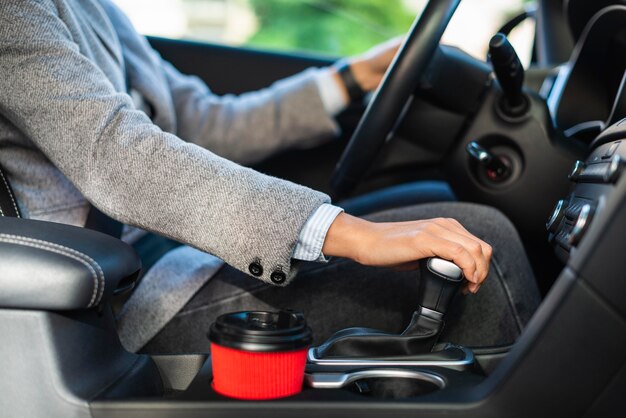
[335,60,366,103]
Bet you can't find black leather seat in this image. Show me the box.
[0,216,141,310]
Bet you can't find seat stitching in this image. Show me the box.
[491,254,524,333]
[0,170,20,218]
[0,235,100,307]
[0,235,99,307]
[3,234,106,305]
[0,234,103,306]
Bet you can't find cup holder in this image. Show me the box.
[305,369,445,399]
[347,375,440,399]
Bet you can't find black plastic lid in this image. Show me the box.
[208,310,313,352]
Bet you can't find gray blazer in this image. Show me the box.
[0,0,339,286]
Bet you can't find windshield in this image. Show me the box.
[113,0,535,66]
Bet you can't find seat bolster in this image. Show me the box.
[0,217,141,310]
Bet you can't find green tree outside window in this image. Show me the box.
[247,0,415,56]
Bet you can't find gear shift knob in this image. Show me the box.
[417,258,464,318]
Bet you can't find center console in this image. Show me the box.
[547,123,625,261]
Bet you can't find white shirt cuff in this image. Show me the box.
[292,203,344,262]
[314,68,349,117]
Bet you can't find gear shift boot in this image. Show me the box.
[315,258,463,359]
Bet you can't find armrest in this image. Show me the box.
[0,217,141,310]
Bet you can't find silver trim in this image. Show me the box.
[568,160,585,180]
[427,257,463,280]
[305,368,446,390]
[466,141,492,164]
[307,345,474,369]
[546,199,566,232]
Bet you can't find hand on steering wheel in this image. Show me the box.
[331,0,461,200]
[331,37,404,102]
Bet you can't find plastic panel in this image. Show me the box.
[0,308,162,417]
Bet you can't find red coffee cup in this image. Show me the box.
[208,310,312,400]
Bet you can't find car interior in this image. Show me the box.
[1,0,626,416]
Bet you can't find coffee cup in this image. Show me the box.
[208,310,312,400]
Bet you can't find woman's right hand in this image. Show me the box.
[322,213,493,293]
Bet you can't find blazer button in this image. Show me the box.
[270,270,287,284]
[248,261,263,277]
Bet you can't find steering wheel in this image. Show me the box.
[331,0,461,199]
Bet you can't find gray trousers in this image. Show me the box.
[142,202,541,354]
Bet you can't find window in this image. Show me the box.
[113,0,535,66]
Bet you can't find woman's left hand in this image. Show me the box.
[348,37,403,92]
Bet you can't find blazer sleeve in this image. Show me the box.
[161,60,340,165]
[0,1,328,285]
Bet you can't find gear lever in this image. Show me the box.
[416,258,463,318]
[399,258,463,340]
[315,258,464,358]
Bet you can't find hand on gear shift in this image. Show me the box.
[321,213,492,294]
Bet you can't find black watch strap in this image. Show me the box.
[336,61,366,103]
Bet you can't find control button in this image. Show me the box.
[602,141,621,159]
[568,160,585,181]
[546,199,567,233]
[555,229,571,248]
[603,155,625,183]
[248,261,263,277]
[564,201,582,220]
[568,204,594,246]
[577,163,609,182]
[270,270,287,284]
